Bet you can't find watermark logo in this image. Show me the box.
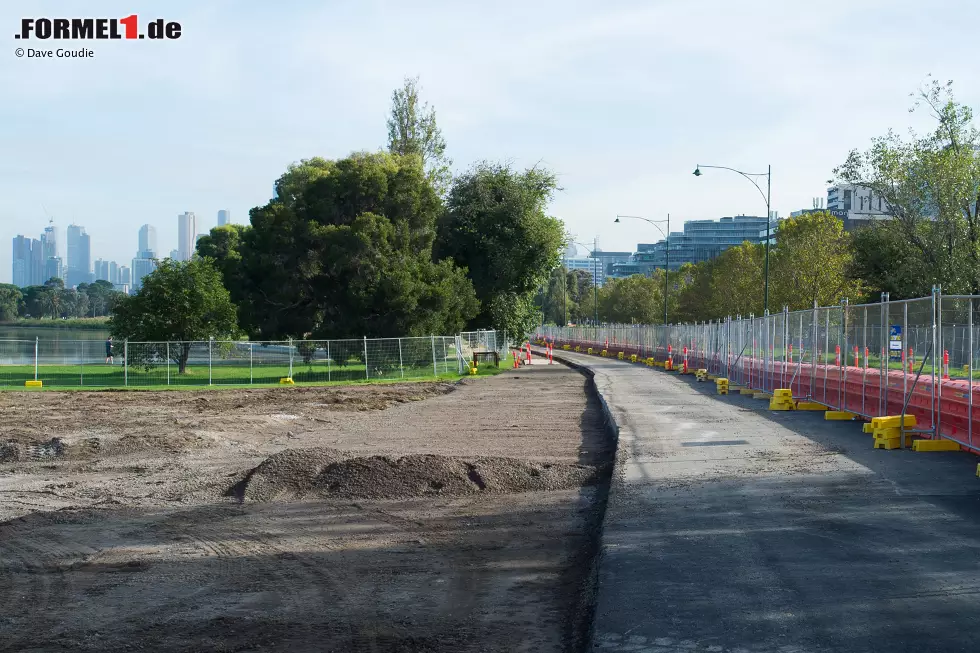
[15,16,181,41]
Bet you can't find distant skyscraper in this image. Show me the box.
[12,236,31,287]
[41,220,58,259]
[66,224,92,287]
[44,257,63,283]
[177,212,197,261]
[138,224,157,256]
[94,259,108,282]
[131,257,158,291]
[109,261,118,284]
[272,183,278,201]
[119,265,131,286]
[217,210,230,226]
[30,239,43,285]
[169,249,180,261]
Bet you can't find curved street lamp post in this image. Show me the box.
[564,237,600,326]
[614,214,670,327]
[693,164,772,314]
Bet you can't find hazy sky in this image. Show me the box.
[2,0,979,281]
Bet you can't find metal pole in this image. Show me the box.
[249,342,253,385]
[34,336,38,381]
[593,237,598,326]
[882,292,889,415]
[209,337,213,386]
[764,165,771,315]
[398,337,404,379]
[289,338,294,380]
[861,306,868,415]
[969,298,973,448]
[841,299,848,411]
[327,340,331,382]
[363,336,369,380]
[167,341,171,386]
[124,339,128,386]
[431,335,437,378]
[932,286,939,436]
[664,213,670,327]
[903,301,909,413]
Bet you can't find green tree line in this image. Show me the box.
[108,77,565,365]
[0,278,125,322]
[537,79,980,325]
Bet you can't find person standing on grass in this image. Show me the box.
[105,336,114,365]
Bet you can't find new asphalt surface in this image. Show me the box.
[554,352,980,653]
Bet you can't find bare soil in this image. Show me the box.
[0,365,613,652]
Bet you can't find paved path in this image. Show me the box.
[556,352,980,653]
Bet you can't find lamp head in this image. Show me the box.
[693,167,702,177]
[614,217,620,223]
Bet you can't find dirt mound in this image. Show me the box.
[0,438,66,462]
[229,448,603,502]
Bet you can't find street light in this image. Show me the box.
[565,238,600,326]
[693,164,772,314]
[614,214,670,327]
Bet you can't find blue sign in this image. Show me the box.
[889,325,902,351]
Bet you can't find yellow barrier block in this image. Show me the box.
[695,369,708,382]
[630,354,638,363]
[587,348,593,355]
[601,350,608,357]
[773,389,793,399]
[753,393,772,400]
[25,380,42,388]
[575,346,581,352]
[912,439,960,452]
[863,423,875,433]
[280,377,295,385]
[976,463,979,477]
[825,411,858,421]
[739,388,755,395]
[563,345,571,350]
[618,352,625,360]
[874,437,906,450]
[871,415,917,430]
[715,378,729,396]
[796,401,827,411]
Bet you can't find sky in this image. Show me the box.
[2,0,980,281]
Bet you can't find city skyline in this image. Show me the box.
[8,209,235,289]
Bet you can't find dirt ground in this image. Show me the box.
[0,365,613,652]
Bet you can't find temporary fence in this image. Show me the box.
[538,287,980,455]
[0,335,468,388]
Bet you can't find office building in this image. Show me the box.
[113,283,131,295]
[42,220,58,259]
[790,186,892,232]
[169,249,180,261]
[94,259,120,284]
[177,212,197,261]
[131,257,158,291]
[217,210,230,226]
[44,256,63,283]
[138,224,157,255]
[119,265,131,286]
[66,224,92,287]
[565,257,603,286]
[615,215,778,276]
[12,236,32,287]
[30,239,44,285]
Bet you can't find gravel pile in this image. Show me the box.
[230,447,604,502]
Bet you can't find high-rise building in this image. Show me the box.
[169,249,180,261]
[30,238,44,286]
[66,224,92,287]
[138,224,157,255]
[131,257,158,291]
[108,260,118,284]
[119,265,131,286]
[44,256,63,283]
[12,236,31,287]
[177,212,197,261]
[42,220,58,259]
[94,258,108,281]
[217,210,230,226]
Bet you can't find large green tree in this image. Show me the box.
[437,162,565,337]
[109,258,239,373]
[0,284,22,321]
[835,78,980,296]
[386,76,452,194]
[211,152,478,341]
[599,275,662,324]
[769,211,861,310]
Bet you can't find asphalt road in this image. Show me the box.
[556,352,980,653]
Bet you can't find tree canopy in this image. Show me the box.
[109,258,239,373]
[386,76,452,194]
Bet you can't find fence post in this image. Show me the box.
[363,336,369,380]
[840,298,848,410]
[969,297,973,448]
[932,285,940,436]
[34,336,38,382]
[124,339,128,386]
[398,338,404,378]
[326,340,331,383]
[881,292,889,415]
[431,335,437,378]
[167,342,171,386]
[289,337,294,380]
[249,342,253,385]
[209,337,213,386]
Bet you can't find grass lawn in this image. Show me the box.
[0,353,514,391]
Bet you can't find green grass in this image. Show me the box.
[0,356,511,391]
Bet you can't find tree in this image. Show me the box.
[769,212,860,310]
[109,258,239,373]
[566,269,594,323]
[834,78,980,295]
[0,284,21,321]
[386,76,451,194]
[599,275,662,324]
[195,224,248,315]
[233,152,478,342]
[535,265,568,325]
[709,242,765,318]
[437,162,565,337]
[673,261,715,323]
[848,223,926,299]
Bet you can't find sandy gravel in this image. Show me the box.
[0,365,612,652]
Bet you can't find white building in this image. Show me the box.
[138,224,157,255]
[217,210,230,226]
[177,212,197,261]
